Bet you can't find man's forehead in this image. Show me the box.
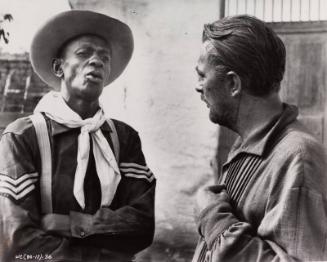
[62,34,111,53]
[203,41,217,56]
[198,41,216,63]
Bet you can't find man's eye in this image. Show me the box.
[76,50,89,56]
[101,55,110,62]
[198,73,205,79]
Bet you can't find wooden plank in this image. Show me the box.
[271,21,327,149]
[268,21,327,34]
[323,38,327,150]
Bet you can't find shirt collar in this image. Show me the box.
[225,103,299,165]
[50,118,112,136]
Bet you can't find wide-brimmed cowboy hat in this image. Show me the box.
[30,10,134,89]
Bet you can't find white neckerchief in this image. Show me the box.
[34,91,121,209]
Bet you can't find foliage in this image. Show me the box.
[0,13,13,44]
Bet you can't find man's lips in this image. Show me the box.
[85,71,103,82]
[203,99,210,108]
[200,94,210,108]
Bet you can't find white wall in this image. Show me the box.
[0,0,71,53]
[70,0,221,249]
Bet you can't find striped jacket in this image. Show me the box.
[193,104,327,262]
[0,115,155,262]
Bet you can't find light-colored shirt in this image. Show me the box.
[194,104,327,261]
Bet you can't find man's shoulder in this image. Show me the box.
[111,118,139,137]
[270,119,327,173]
[2,115,34,136]
[265,119,327,194]
[277,120,323,154]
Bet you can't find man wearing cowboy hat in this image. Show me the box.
[0,10,155,262]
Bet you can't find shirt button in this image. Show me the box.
[80,231,85,237]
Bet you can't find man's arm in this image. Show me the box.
[195,154,327,261]
[71,130,155,254]
[0,122,82,262]
[42,129,156,254]
[68,178,155,253]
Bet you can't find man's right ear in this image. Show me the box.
[226,71,242,97]
[52,58,63,78]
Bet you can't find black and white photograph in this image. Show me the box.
[0,0,326,261]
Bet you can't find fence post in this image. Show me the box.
[219,0,225,19]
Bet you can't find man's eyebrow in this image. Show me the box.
[75,45,91,51]
[75,45,110,54]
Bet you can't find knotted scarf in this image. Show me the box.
[34,91,121,209]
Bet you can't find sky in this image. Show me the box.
[0,0,71,53]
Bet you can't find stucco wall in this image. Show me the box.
[70,0,220,260]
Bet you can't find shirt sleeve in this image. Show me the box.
[195,151,327,262]
[69,129,156,254]
[0,121,81,262]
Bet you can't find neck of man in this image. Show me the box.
[61,90,100,120]
[235,91,283,141]
[66,98,100,119]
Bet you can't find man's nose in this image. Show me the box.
[89,54,104,67]
[195,87,206,101]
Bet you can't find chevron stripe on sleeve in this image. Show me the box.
[0,172,39,201]
[119,163,155,182]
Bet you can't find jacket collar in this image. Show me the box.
[49,117,112,136]
[224,103,298,166]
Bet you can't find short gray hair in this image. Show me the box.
[203,15,286,97]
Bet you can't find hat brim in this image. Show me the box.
[30,10,134,89]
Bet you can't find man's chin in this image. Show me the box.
[209,113,230,128]
[81,83,103,97]
[76,89,103,102]
[209,112,220,124]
